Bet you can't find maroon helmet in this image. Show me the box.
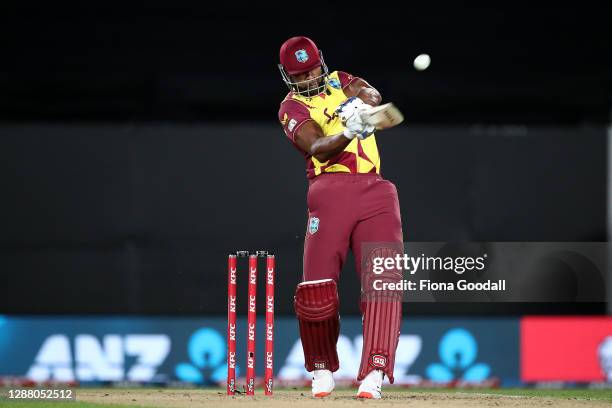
[278,36,329,96]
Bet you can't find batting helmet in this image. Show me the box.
[278,36,329,95]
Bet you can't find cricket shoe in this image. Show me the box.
[357,369,383,399]
[311,369,334,397]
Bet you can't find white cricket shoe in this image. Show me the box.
[312,369,334,398]
[357,369,383,399]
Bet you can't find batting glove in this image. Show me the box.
[336,97,373,140]
[356,123,376,140]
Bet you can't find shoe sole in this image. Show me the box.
[313,392,332,398]
[357,392,381,399]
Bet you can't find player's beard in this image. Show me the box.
[298,78,325,97]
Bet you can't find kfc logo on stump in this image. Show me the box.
[228,351,236,369]
[228,322,236,341]
[370,354,387,368]
[267,267,274,285]
[248,323,256,341]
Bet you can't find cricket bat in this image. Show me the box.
[360,103,404,130]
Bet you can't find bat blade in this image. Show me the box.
[360,103,404,130]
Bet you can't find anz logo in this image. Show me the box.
[175,328,229,385]
[26,334,170,382]
[426,328,491,382]
[280,334,422,383]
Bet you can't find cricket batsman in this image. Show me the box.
[277,36,404,399]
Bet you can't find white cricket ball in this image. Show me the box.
[413,54,431,71]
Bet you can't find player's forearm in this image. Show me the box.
[310,133,351,162]
[357,87,382,106]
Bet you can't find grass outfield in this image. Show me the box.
[1,387,612,407]
[0,404,125,408]
[412,387,612,400]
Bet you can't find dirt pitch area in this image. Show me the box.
[76,388,612,408]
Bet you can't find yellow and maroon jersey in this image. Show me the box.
[278,71,381,179]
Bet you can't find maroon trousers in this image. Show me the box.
[301,173,404,382]
[303,173,403,282]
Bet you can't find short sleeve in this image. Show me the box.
[278,99,313,142]
[337,71,359,89]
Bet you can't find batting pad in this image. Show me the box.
[294,279,340,372]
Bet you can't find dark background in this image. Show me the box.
[1,3,611,124]
[0,3,609,316]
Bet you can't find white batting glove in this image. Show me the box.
[336,97,363,122]
[354,104,376,139]
[336,97,374,140]
[343,116,366,139]
[356,123,376,140]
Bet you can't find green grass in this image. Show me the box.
[275,386,612,401]
[0,403,137,408]
[408,387,612,401]
[2,387,612,406]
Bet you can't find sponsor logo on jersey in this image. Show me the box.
[288,118,297,132]
[323,108,338,124]
[328,78,341,89]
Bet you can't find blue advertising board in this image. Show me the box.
[0,316,519,386]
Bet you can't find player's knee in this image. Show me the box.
[294,279,339,321]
